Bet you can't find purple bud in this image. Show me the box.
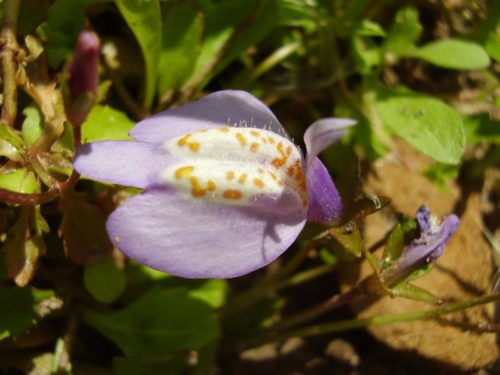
[382,206,460,284]
[65,30,100,127]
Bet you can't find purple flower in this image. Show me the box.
[65,30,100,127]
[382,206,460,284]
[73,91,355,278]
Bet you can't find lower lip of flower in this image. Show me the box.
[161,126,308,212]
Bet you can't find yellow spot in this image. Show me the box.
[268,171,277,180]
[253,178,265,188]
[207,180,217,192]
[261,137,268,144]
[268,137,275,144]
[250,130,260,137]
[250,142,259,152]
[114,236,120,243]
[175,166,194,179]
[223,190,243,200]
[177,133,192,146]
[286,145,292,156]
[217,127,229,132]
[235,132,247,146]
[188,142,200,152]
[226,171,235,180]
[238,173,247,184]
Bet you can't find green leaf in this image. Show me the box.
[383,6,421,57]
[37,0,94,67]
[0,287,54,340]
[18,0,50,35]
[0,168,38,194]
[22,105,44,145]
[188,279,228,309]
[410,39,491,70]
[421,163,459,191]
[382,219,418,267]
[0,122,24,161]
[81,105,134,142]
[158,3,203,97]
[352,36,382,72]
[389,282,440,303]
[463,113,500,144]
[321,222,363,258]
[84,287,219,356]
[375,92,465,164]
[276,0,318,31]
[352,20,386,37]
[114,0,162,109]
[187,0,276,89]
[84,260,126,304]
[484,27,500,62]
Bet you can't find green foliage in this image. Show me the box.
[84,260,127,303]
[84,287,220,356]
[115,0,162,109]
[0,287,54,340]
[375,91,465,164]
[410,39,491,70]
[38,0,95,67]
[82,105,134,142]
[22,105,44,145]
[383,6,422,58]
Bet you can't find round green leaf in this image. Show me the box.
[411,39,491,70]
[84,260,126,304]
[375,94,465,164]
[82,105,134,142]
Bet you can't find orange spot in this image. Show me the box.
[250,142,259,152]
[235,132,247,146]
[217,127,229,132]
[223,190,243,200]
[268,137,275,144]
[188,142,200,152]
[226,171,235,180]
[286,145,292,156]
[238,173,247,184]
[207,180,217,192]
[268,171,277,180]
[253,178,265,188]
[271,142,288,169]
[250,130,260,137]
[190,177,206,197]
[175,166,194,179]
[287,165,295,176]
[177,133,192,146]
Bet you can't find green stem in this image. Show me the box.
[237,42,301,87]
[244,293,500,349]
[1,0,21,127]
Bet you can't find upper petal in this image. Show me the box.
[130,90,287,144]
[303,118,356,166]
[107,189,306,278]
[306,157,343,224]
[74,141,174,189]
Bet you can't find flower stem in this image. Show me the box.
[1,0,21,128]
[244,293,500,349]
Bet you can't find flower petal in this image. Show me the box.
[306,157,343,224]
[74,141,174,189]
[107,189,306,278]
[130,90,286,143]
[303,118,356,166]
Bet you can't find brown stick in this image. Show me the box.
[1,0,21,127]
